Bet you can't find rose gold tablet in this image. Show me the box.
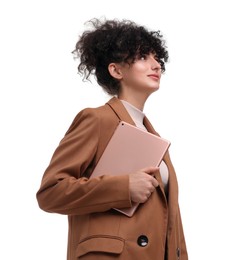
[90,121,170,217]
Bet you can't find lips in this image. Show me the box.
[148,74,160,80]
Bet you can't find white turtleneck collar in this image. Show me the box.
[120,100,146,131]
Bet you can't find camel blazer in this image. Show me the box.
[36,97,188,260]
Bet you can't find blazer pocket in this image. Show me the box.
[76,235,125,258]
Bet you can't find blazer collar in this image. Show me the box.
[143,116,159,135]
[106,97,157,134]
[106,97,136,126]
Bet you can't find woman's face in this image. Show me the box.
[118,53,162,96]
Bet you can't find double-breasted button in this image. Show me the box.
[177,247,180,258]
[137,235,148,247]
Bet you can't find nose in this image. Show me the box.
[149,54,161,71]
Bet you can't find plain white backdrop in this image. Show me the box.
[0,0,229,259]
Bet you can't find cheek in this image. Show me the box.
[134,63,147,72]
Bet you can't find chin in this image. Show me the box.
[149,85,160,93]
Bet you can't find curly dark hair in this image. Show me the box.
[73,18,169,95]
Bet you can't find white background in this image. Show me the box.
[0,0,229,259]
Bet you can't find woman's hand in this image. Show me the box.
[129,166,159,203]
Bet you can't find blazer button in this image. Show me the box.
[137,235,148,247]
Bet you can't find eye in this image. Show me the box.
[139,55,147,60]
[154,55,160,62]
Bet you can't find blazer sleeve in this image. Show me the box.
[36,108,132,215]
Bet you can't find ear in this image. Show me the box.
[108,63,123,80]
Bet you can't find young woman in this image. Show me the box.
[36,18,188,260]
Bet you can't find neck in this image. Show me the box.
[118,92,150,111]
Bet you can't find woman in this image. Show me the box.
[36,18,188,260]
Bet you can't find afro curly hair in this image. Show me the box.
[73,18,169,95]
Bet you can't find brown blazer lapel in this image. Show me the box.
[143,116,159,135]
[144,115,179,238]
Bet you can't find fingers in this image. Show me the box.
[141,166,159,187]
[146,188,154,201]
[151,176,159,187]
[129,167,160,203]
[141,166,159,175]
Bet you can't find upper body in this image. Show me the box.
[37,97,187,260]
[36,18,188,259]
